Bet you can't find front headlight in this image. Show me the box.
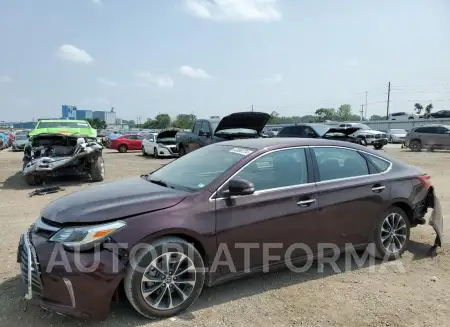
[49,221,126,248]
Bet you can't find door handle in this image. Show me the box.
[297,199,316,207]
[372,185,386,192]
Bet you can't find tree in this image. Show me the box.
[369,115,384,121]
[337,104,352,121]
[172,114,197,129]
[86,118,107,129]
[414,103,423,115]
[315,108,336,121]
[425,103,433,115]
[141,113,172,129]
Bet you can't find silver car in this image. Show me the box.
[404,124,450,152]
[387,129,407,143]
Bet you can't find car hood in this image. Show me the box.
[157,130,178,139]
[41,177,188,224]
[357,130,384,134]
[324,127,361,136]
[215,112,271,134]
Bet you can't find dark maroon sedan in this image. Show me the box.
[17,138,443,320]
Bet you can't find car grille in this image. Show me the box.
[19,228,43,295]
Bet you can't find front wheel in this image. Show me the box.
[153,147,159,159]
[90,156,105,182]
[178,145,186,157]
[374,144,384,150]
[124,237,205,319]
[372,207,410,260]
[409,140,422,152]
[142,146,147,156]
[118,145,128,153]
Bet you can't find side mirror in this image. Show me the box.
[224,178,255,197]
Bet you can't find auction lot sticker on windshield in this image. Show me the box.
[229,147,254,156]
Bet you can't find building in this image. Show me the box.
[76,110,93,120]
[105,108,116,125]
[61,105,77,120]
[93,111,106,121]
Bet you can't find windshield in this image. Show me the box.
[37,121,90,128]
[15,134,28,140]
[391,129,406,133]
[215,128,257,134]
[309,124,331,136]
[148,144,254,191]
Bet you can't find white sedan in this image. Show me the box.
[142,130,179,158]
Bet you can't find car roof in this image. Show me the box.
[38,119,89,123]
[218,137,361,150]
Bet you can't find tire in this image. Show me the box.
[90,156,105,182]
[24,175,41,186]
[372,206,411,260]
[409,139,422,152]
[142,146,147,156]
[388,137,393,144]
[124,237,205,319]
[178,145,186,157]
[374,144,384,150]
[118,145,128,153]
[153,147,159,159]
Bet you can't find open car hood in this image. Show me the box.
[215,112,271,134]
[324,127,361,136]
[157,130,178,139]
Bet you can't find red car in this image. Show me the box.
[110,134,144,153]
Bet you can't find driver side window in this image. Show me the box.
[233,148,308,192]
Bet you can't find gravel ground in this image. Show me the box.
[0,146,449,327]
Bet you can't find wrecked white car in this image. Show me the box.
[22,134,104,185]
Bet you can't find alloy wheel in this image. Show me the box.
[380,213,407,254]
[140,252,196,311]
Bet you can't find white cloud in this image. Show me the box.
[179,65,211,79]
[182,0,281,22]
[262,73,283,84]
[56,44,94,64]
[134,72,174,88]
[0,75,12,83]
[97,77,117,87]
[92,0,103,5]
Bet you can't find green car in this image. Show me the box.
[29,119,97,138]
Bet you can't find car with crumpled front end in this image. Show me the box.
[17,138,443,320]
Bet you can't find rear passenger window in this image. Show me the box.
[365,154,391,173]
[312,147,369,181]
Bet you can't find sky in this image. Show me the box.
[0,0,449,122]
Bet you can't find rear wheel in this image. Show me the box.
[374,144,384,150]
[142,146,147,156]
[124,237,205,319]
[90,156,105,182]
[372,206,410,260]
[409,140,421,152]
[118,145,128,153]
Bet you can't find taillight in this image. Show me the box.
[418,175,432,190]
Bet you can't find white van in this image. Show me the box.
[388,112,417,121]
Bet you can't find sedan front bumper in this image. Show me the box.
[17,226,126,319]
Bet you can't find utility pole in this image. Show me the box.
[360,104,364,121]
[251,105,254,112]
[386,81,391,117]
[365,91,368,119]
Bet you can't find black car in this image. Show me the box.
[275,124,367,146]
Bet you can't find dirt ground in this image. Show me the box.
[0,146,449,327]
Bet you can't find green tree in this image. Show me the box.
[369,115,383,121]
[425,103,433,115]
[172,114,197,129]
[414,103,423,115]
[337,104,352,121]
[86,118,107,129]
[315,108,336,121]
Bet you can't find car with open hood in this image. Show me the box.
[275,123,367,146]
[17,138,442,320]
[142,129,179,157]
[175,112,271,156]
[22,133,104,185]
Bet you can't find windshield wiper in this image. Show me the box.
[147,177,175,189]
